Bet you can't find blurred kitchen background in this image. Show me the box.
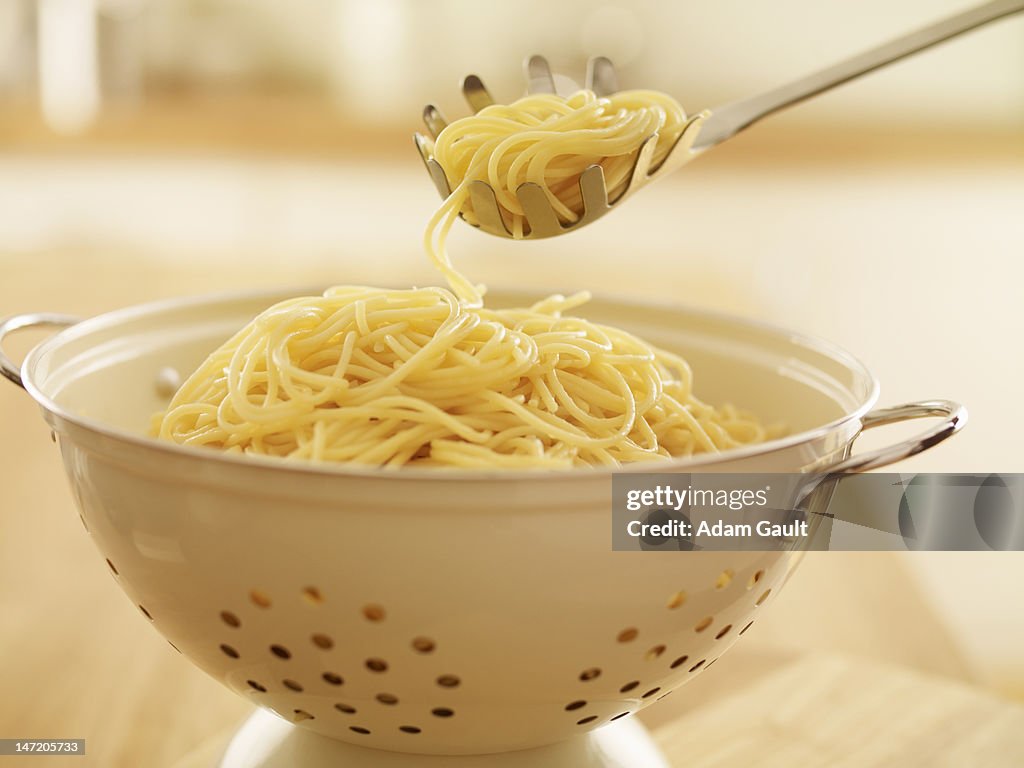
[1,0,1023,733]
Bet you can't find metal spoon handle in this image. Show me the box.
[694,0,1024,149]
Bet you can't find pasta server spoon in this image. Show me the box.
[413,0,1024,239]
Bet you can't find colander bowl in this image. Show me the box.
[1,288,964,767]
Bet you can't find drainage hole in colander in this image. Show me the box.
[302,586,324,606]
[706,658,719,669]
[322,672,343,686]
[617,627,638,643]
[293,709,314,721]
[220,610,241,628]
[610,712,631,721]
[399,726,422,734]
[334,703,357,714]
[79,513,89,532]
[670,655,689,669]
[739,621,754,636]
[715,624,733,640]
[688,659,705,673]
[138,605,153,621]
[756,588,772,606]
[270,644,292,660]
[283,679,304,692]
[436,674,460,688]
[619,681,639,693]
[644,645,666,661]
[579,667,601,682]
[219,644,240,659]
[250,589,272,608]
[306,634,332,652]
[657,691,673,701]
[431,708,455,718]
[748,569,765,589]
[694,616,713,633]
[376,693,399,705]
[349,726,371,735]
[105,559,118,575]
[715,569,734,590]
[565,700,587,711]
[666,590,687,609]
[412,637,435,653]
[366,658,388,673]
[167,641,181,654]
[642,687,661,698]
[362,604,386,622]
[576,716,598,726]
[247,680,267,693]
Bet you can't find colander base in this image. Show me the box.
[202,710,670,768]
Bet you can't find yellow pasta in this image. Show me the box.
[426,89,688,305]
[154,90,773,468]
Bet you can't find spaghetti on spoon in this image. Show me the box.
[414,0,1024,240]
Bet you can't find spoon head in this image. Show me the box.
[413,56,709,240]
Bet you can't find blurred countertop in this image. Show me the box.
[1,128,1023,764]
[2,92,1023,162]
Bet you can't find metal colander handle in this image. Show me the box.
[827,400,967,475]
[0,313,81,389]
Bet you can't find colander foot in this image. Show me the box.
[201,709,669,768]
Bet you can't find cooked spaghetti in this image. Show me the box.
[154,89,773,468]
[426,89,688,305]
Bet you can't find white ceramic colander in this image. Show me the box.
[1,288,964,767]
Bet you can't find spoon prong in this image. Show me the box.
[654,111,709,174]
[585,56,618,97]
[627,134,659,193]
[578,166,610,223]
[425,157,452,199]
[525,55,556,94]
[422,104,448,139]
[412,132,432,167]
[468,180,509,236]
[462,75,495,114]
[517,182,563,238]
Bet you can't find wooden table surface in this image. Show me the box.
[2,147,1022,765]
[167,653,1024,768]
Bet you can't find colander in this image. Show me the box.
[0,288,964,767]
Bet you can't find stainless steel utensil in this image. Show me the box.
[414,0,1024,240]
